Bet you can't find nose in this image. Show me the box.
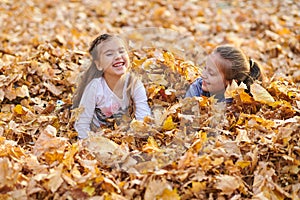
[201,68,208,79]
[115,52,122,60]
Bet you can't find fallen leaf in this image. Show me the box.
[250,83,275,104]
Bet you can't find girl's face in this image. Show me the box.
[95,37,130,78]
[201,53,229,95]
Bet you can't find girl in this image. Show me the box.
[185,45,264,102]
[72,34,151,139]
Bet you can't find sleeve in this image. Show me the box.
[185,78,202,98]
[132,80,151,120]
[74,80,98,139]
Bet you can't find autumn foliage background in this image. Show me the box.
[0,0,299,199]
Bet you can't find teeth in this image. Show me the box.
[113,62,124,67]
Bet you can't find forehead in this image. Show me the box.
[206,53,223,71]
[97,37,126,53]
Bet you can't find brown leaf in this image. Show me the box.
[43,81,62,96]
[0,157,21,188]
[44,164,64,193]
[144,179,171,200]
[215,175,241,195]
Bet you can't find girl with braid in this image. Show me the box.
[73,34,151,139]
[185,45,265,102]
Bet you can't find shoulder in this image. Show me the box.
[84,77,105,93]
[191,77,203,86]
[185,77,203,97]
[87,77,103,87]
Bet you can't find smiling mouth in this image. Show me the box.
[113,62,125,67]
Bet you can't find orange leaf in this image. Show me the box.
[13,105,26,115]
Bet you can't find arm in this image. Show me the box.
[74,80,98,139]
[132,80,151,120]
[185,78,203,98]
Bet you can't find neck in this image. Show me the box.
[210,90,226,101]
[104,74,126,98]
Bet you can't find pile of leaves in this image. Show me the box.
[0,0,299,199]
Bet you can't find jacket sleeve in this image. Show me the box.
[132,80,151,120]
[185,78,203,97]
[74,81,97,139]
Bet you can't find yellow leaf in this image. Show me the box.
[189,131,207,152]
[163,51,176,70]
[158,188,180,200]
[51,118,60,129]
[239,91,254,103]
[44,151,64,164]
[142,136,161,153]
[236,161,251,169]
[63,143,78,170]
[102,177,121,193]
[82,185,95,196]
[140,58,155,71]
[13,104,26,115]
[132,57,147,69]
[277,28,291,35]
[162,115,176,131]
[191,181,206,193]
[250,83,274,104]
[0,137,5,144]
[212,157,224,166]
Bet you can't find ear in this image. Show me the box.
[94,60,102,71]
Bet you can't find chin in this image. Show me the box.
[117,70,127,76]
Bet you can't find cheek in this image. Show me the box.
[123,54,129,61]
[94,60,102,71]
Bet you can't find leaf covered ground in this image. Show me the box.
[0,0,299,199]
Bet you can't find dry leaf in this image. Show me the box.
[215,175,241,195]
[250,82,275,104]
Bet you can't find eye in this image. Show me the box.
[119,49,126,54]
[106,53,113,56]
[209,70,215,76]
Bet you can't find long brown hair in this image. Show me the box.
[72,34,113,109]
[213,45,264,89]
